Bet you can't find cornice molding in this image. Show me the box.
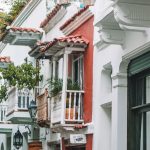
[43,7,67,33]
[114,2,150,28]
[123,41,150,61]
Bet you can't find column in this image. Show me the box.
[52,58,57,78]
[61,51,68,124]
[111,73,127,150]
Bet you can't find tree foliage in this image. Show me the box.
[0,0,29,39]
[0,62,42,102]
[0,63,42,90]
[0,84,8,102]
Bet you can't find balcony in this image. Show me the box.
[29,35,88,131]
[36,89,50,127]
[6,87,33,124]
[51,90,84,126]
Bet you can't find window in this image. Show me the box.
[18,96,21,108]
[72,55,83,89]
[128,69,150,150]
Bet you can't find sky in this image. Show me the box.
[0,0,12,13]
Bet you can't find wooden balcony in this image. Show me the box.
[36,89,50,127]
[51,90,84,127]
[6,87,33,124]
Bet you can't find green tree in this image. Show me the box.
[0,62,42,102]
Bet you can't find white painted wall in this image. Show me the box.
[93,1,150,150]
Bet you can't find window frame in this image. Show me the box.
[72,54,84,90]
[128,68,150,150]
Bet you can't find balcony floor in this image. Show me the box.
[6,110,32,124]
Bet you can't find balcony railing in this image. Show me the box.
[7,87,33,114]
[65,90,84,122]
[51,90,84,125]
[0,105,8,122]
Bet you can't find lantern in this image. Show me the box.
[28,100,37,120]
[13,129,23,149]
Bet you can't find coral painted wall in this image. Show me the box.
[70,17,94,123]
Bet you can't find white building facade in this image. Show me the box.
[0,0,93,150]
[93,0,150,150]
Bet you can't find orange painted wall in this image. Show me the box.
[69,17,94,123]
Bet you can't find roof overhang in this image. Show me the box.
[60,6,94,35]
[44,42,86,58]
[40,4,67,33]
[29,35,88,59]
[2,27,43,47]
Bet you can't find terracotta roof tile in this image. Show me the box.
[28,41,49,55]
[0,56,12,63]
[41,35,89,52]
[8,27,41,33]
[60,5,90,30]
[40,4,62,28]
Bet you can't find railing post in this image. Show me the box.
[78,92,81,120]
[68,92,72,120]
[73,92,76,120]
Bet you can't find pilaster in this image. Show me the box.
[111,73,127,150]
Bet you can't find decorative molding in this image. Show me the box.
[43,7,67,33]
[123,41,150,61]
[112,73,127,88]
[114,2,150,28]
[95,5,125,48]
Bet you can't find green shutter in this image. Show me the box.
[128,52,150,76]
